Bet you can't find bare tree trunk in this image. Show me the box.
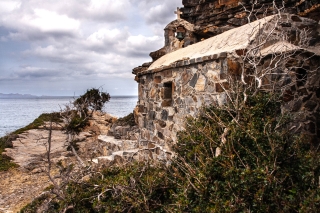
[46,120,65,201]
[67,133,86,167]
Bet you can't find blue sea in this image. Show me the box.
[0,96,137,137]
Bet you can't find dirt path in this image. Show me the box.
[0,169,50,213]
[0,113,132,212]
[0,129,69,212]
[0,129,79,212]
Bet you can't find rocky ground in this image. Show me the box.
[0,112,172,212]
[0,128,91,213]
[0,112,116,212]
[0,168,51,213]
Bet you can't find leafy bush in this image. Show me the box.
[19,193,59,213]
[0,150,18,171]
[21,163,173,212]
[74,88,110,113]
[172,92,320,212]
[21,93,320,212]
[63,112,88,136]
[13,112,62,135]
[115,113,136,127]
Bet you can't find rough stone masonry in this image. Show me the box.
[133,1,320,148]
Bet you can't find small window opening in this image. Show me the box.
[163,82,172,99]
[296,68,307,87]
[291,15,302,22]
[162,82,173,107]
[154,76,161,83]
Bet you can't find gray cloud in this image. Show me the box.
[132,0,182,25]
[84,28,130,53]
[0,0,181,96]
[7,30,78,42]
[58,0,132,22]
[15,67,64,79]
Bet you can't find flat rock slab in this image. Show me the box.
[4,129,89,169]
[4,129,67,168]
[98,135,123,146]
[98,135,138,150]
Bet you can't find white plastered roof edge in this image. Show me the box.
[148,15,276,70]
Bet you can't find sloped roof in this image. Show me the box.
[260,41,300,55]
[154,14,317,72]
[148,15,276,70]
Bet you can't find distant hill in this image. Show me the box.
[0,93,75,99]
[0,93,38,99]
[0,93,136,99]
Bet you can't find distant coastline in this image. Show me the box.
[0,93,137,99]
[0,93,73,99]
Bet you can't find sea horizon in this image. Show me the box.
[0,93,137,99]
[0,96,138,137]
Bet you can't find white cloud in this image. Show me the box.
[0,0,182,95]
[85,0,131,21]
[20,31,159,79]
[37,0,132,22]
[122,34,163,57]
[0,8,80,41]
[25,45,87,64]
[25,9,80,33]
[15,66,61,79]
[0,0,132,41]
[0,0,21,14]
[84,28,163,56]
[85,28,129,52]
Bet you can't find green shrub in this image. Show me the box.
[26,163,173,212]
[14,112,62,135]
[20,193,59,213]
[20,93,320,212]
[74,88,110,113]
[171,92,320,212]
[0,150,18,171]
[115,113,136,127]
[63,113,88,136]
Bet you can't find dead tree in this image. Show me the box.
[40,88,110,211]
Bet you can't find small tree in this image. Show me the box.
[61,88,110,166]
[35,88,110,211]
[73,88,110,118]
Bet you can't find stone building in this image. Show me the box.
[133,12,320,147]
[135,14,320,146]
[132,0,320,148]
[133,0,320,74]
[149,17,197,62]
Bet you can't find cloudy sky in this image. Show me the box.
[0,0,182,96]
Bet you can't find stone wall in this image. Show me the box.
[135,53,232,147]
[135,50,320,146]
[132,0,320,77]
[149,19,197,62]
[281,53,320,144]
[181,0,320,39]
[133,13,320,147]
